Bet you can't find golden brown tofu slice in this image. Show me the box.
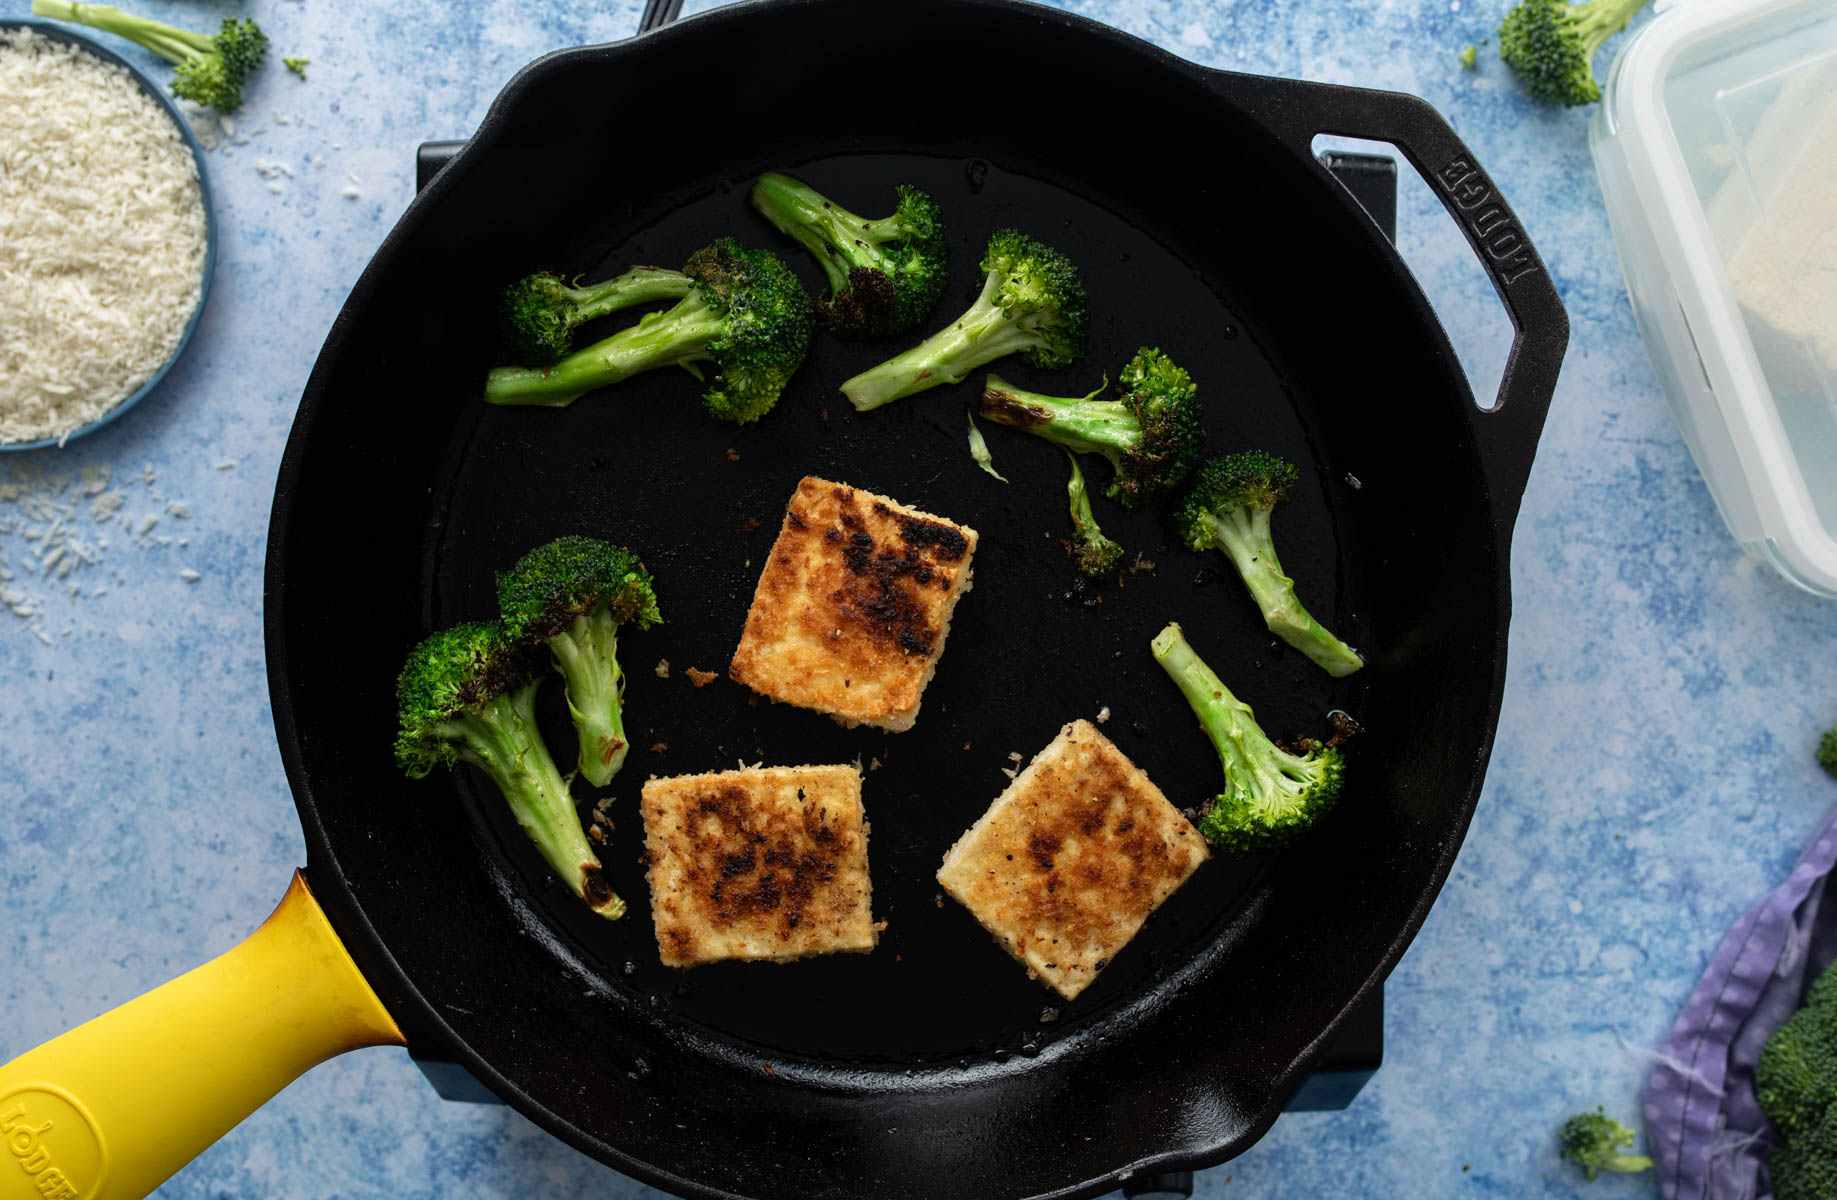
[640,764,879,967]
[937,720,1208,999]
[728,477,977,732]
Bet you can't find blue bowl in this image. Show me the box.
[0,18,217,452]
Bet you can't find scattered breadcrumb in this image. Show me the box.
[1345,473,1363,490]
[962,740,973,752]
[723,448,741,462]
[1096,705,1111,724]
[738,516,761,533]
[178,567,200,582]
[654,658,670,678]
[648,740,668,753]
[166,501,189,519]
[1007,751,1023,763]
[1130,554,1155,574]
[214,459,237,471]
[686,667,718,688]
[869,757,882,771]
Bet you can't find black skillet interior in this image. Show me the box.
[270,3,1545,1197]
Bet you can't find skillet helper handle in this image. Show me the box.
[0,872,404,1200]
[1254,78,1569,524]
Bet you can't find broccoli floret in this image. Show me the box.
[750,172,948,339]
[1149,622,1346,851]
[1758,961,1837,1142]
[980,346,1201,508]
[1498,0,1649,107]
[1773,1102,1837,1200]
[498,266,696,366]
[33,0,267,113]
[1458,44,1479,69]
[283,55,308,79]
[1557,1110,1653,1180]
[394,621,622,919]
[1175,452,1364,678]
[497,537,660,788]
[1063,453,1122,577]
[1819,725,1836,778]
[840,229,1086,412]
[484,239,812,422]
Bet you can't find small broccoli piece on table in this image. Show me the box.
[1175,452,1364,678]
[1498,0,1649,107]
[1557,1110,1653,1180]
[1819,726,1837,778]
[1063,454,1122,578]
[840,229,1086,412]
[498,266,694,366]
[497,536,660,788]
[1149,622,1345,851]
[981,346,1201,508]
[282,55,308,78]
[33,0,267,113]
[394,621,622,919]
[1458,44,1479,69]
[750,172,948,339]
[484,239,812,422]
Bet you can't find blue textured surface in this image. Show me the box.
[3,1,1835,1197]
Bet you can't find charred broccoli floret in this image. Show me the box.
[1063,453,1122,577]
[1498,0,1649,106]
[840,229,1085,412]
[750,172,948,339]
[1819,725,1836,779]
[497,537,660,788]
[484,239,812,422]
[394,622,622,919]
[1150,622,1346,851]
[1175,452,1364,677]
[981,346,1201,508]
[33,0,268,112]
[498,266,698,366]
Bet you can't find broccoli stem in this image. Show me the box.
[31,0,213,64]
[1575,0,1647,57]
[484,300,724,407]
[445,682,622,919]
[840,273,1043,411]
[1152,624,1283,787]
[565,267,695,326]
[982,376,1130,464]
[751,172,896,293]
[546,607,629,788]
[1195,507,1364,678]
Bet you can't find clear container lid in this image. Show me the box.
[1593,0,1837,594]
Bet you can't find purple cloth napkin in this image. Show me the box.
[1643,805,1837,1200]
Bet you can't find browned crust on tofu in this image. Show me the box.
[728,477,978,731]
[937,720,1207,1000]
[640,764,877,967]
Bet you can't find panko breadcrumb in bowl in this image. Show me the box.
[0,22,215,450]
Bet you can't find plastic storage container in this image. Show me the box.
[1593,0,1837,595]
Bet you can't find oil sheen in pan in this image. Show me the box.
[424,153,1364,1067]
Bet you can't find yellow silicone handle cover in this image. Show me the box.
[0,872,406,1200]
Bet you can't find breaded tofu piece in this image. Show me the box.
[728,477,977,732]
[640,764,879,967]
[937,720,1208,1000]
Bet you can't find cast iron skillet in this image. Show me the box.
[0,2,1565,1198]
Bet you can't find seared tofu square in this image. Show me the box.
[729,477,977,732]
[641,764,879,967]
[937,720,1208,1000]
